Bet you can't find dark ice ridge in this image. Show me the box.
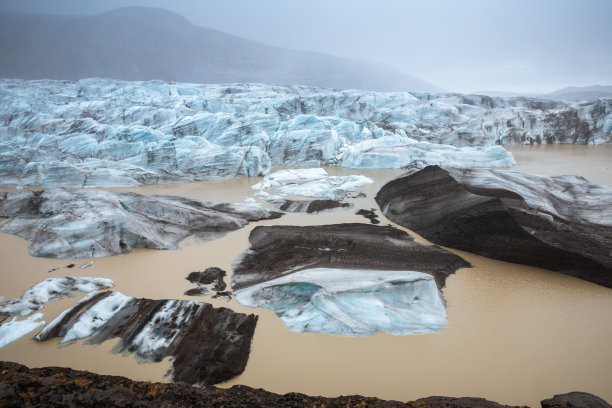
[376,165,612,288]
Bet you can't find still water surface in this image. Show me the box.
[0,145,611,407]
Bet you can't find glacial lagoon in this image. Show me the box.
[0,145,611,407]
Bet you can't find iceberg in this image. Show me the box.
[376,166,612,288]
[232,224,471,336]
[252,168,373,200]
[0,188,280,259]
[35,290,258,385]
[0,277,115,316]
[235,268,447,336]
[0,313,45,348]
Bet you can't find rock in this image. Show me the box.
[0,189,281,259]
[0,360,538,407]
[376,165,612,288]
[232,224,470,336]
[415,396,524,408]
[186,267,227,291]
[278,199,351,213]
[356,208,380,224]
[212,291,233,301]
[34,291,258,385]
[184,287,208,297]
[541,392,611,408]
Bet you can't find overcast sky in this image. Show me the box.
[1,0,610,93]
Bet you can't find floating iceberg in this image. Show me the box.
[35,290,258,385]
[8,78,606,187]
[235,268,447,336]
[0,277,115,316]
[252,168,373,200]
[0,188,280,259]
[0,314,45,348]
[232,224,471,336]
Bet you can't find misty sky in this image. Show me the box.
[1,0,611,93]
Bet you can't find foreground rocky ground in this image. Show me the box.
[2,361,610,408]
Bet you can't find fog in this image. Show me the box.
[1,0,611,93]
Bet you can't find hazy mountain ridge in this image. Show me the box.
[473,85,612,102]
[0,7,443,93]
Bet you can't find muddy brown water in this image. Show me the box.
[0,145,611,407]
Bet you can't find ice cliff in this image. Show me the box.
[3,78,607,187]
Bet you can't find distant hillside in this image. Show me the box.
[473,85,612,101]
[545,85,612,102]
[0,7,443,93]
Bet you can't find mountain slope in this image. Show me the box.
[0,7,443,92]
[545,85,612,102]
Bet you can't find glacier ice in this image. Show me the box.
[235,268,447,336]
[8,78,604,188]
[0,313,45,348]
[0,277,115,316]
[252,168,373,200]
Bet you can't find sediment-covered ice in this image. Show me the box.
[376,165,612,288]
[34,290,258,385]
[8,78,606,187]
[0,277,115,316]
[0,313,45,348]
[0,188,280,259]
[235,268,447,336]
[232,224,470,336]
[252,168,373,200]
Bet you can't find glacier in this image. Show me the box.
[10,78,612,187]
[235,268,447,336]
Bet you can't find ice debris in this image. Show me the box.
[0,314,45,348]
[0,277,115,316]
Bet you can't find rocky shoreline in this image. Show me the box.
[1,361,610,408]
